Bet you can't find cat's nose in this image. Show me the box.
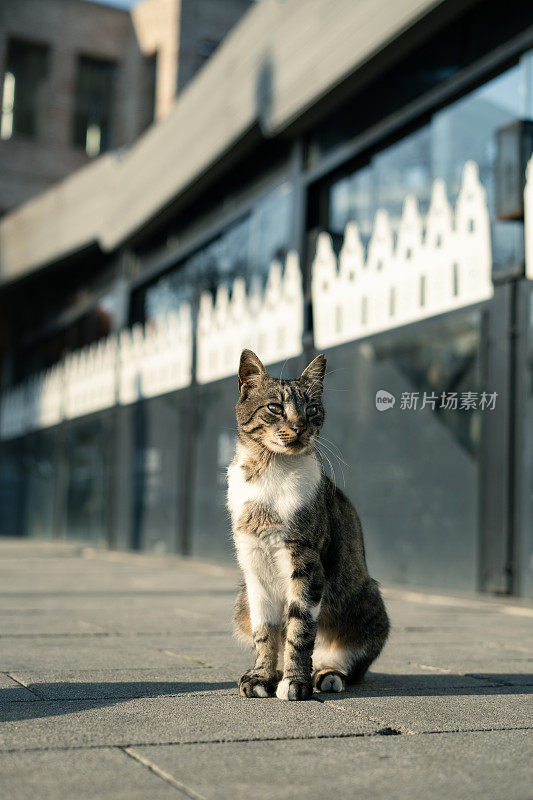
[291,423,306,436]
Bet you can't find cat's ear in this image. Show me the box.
[300,354,327,391]
[238,349,266,394]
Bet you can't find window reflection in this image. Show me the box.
[73,56,116,156]
[329,63,525,272]
[373,311,482,456]
[1,39,49,140]
[144,181,293,321]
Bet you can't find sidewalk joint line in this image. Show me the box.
[121,746,208,800]
[316,696,415,735]
[1,726,531,755]
[2,690,237,704]
[6,673,45,700]
[0,630,230,640]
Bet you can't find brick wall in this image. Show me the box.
[0,0,251,214]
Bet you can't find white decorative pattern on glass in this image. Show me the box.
[312,161,493,349]
[0,306,192,440]
[196,250,303,384]
[63,336,118,420]
[119,306,192,404]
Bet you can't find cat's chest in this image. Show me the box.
[227,453,321,527]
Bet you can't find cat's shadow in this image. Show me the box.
[2,673,531,723]
[343,672,533,697]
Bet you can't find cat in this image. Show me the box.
[227,349,390,700]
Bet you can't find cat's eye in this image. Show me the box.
[307,404,319,416]
[267,403,283,415]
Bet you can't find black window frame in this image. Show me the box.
[72,54,117,156]
[1,37,50,141]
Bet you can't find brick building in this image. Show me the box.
[0,0,251,213]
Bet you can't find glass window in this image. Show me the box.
[309,0,529,166]
[249,181,293,274]
[1,39,49,140]
[73,56,116,156]
[373,310,482,456]
[328,62,526,273]
[143,181,294,321]
[64,413,113,545]
[518,285,533,597]
[197,39,219,61]
[141,52,157,131]
[321,308,483,590]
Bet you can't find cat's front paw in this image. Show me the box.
[276,677,313,701]
[238,671,278,698]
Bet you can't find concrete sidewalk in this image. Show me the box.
[0,539,531,800]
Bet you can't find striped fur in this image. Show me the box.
[229,350,390,700]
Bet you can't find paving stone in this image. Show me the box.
[77,606,233,635]
[387,621,533,650]
[9,667,236,700]
[0,557,237,596]
[373,642,533,686]
[321,687,533,733]
[142,633,252,672]
[0,594,235,632]
[406,649,533,686]
[134,729,533,800]
[357,670,497,694]
[0,693,377,752]
[2,540,532,800]
[0,592,237,622]
[0,636,189,671]
[0,673,37,704]
[0,611,112,636]
[0,748,178,800]
[0,542,83,558]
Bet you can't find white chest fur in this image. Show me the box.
[227,446,321,527]
[228,446,322,631]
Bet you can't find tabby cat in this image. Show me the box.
[227,349,389,700]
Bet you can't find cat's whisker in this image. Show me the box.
[304,377,325,397]
[315,439,347,489]
[317,433,343,453]
[322,368,347,378]
[317,435,350,469]
[313,446,331,490]
[278,358,289,385]
[317,436,347,465]
[306,368,348,396]
[316,442,345,489]
[319,436,351,469]
[315,444,339,492]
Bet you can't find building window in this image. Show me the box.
[141,180,294,322]
[73,56,116,157]
[1,39,49,141]
[197,39,219,64]
[141,52,157,131]
[327,61,526,274]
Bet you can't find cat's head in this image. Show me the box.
[236,349,326,456]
